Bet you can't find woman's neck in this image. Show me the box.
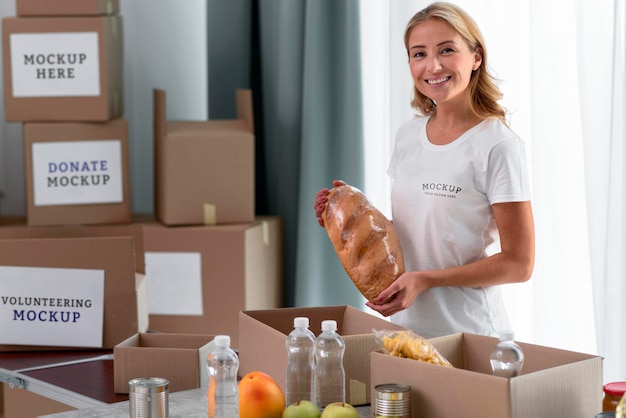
[426,107,483,145]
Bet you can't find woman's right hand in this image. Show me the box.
[313,179,347,227]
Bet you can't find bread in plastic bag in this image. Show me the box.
[322,185,405,303]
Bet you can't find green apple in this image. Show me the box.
[283,400,321,418]
[320,402,358,418]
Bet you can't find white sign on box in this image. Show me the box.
[10,32,100,98]
[0,266,105,347]
[145,252,204,316]
[32,139,124,206]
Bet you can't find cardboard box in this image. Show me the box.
[23,119,131,226]
[0,217,145,274]
[17,0,119,16]
[140,216,282,347]
[238,305,407,406]
[2,383,76,417]
[113,333,214,394]
[370,332,603,417]
[2,15,123,122]
[154,89,255,226]
[0,222,148,350]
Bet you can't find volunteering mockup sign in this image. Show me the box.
[32,139,124,206]
[10,32,100,97]
[0,266,105,347]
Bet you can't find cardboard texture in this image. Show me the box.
[0,222,147,350]
[153,88,255,226]
[140,216,283,347]
[238,305,407,406]
[113,333,214,394]
[0,218,145,274]
[23,119,131,226]
[370,332,603,418]
[16,0,119,16]
[2,383,75,417]
[2,15,123,122]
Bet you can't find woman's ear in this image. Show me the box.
[473,47,483,71]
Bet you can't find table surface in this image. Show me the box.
[0,350,129,405]
[1,350,371,417]
[41,387,373,418]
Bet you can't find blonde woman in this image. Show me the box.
[315,2,535,338]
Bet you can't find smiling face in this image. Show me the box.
[407,18,482,111]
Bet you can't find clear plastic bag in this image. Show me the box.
[373,329,453,368]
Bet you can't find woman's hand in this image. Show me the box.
[313,179,347,226]
[365,271,428,317]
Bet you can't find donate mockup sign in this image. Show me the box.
[0,266,105,347]
[9,32,100,97]
[32,139,123,206]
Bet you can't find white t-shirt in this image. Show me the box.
[387,116,531,338]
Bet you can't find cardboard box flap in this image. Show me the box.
[243,305,348,336]
[371,350,512,417]
[236,89,254,133]
[0,220,145,274]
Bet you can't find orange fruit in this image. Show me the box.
[238,371,285,418]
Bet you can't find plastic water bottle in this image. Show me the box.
[285,316,316,405]
[207,335,239,418]
[313,319,345,408]
[490,330,524,378]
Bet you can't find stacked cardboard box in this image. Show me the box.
[0,1,283,412]
[2,0,128,227]
[0,0,142,356]
[145,87,283,346]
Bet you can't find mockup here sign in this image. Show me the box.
[10,31,100,98]
[0,265,105,347]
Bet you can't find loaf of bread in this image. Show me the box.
[321,185,405,303]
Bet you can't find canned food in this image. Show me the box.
[375,383,411,418]
[129,377,169,418]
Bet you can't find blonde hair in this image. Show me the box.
[404,2,507,124]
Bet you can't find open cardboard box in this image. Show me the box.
[16,0,119,16]
[23,119,131,226]
[153,88,255,226]
[238,305,407,406]
[113,333,215,394]
[370,332,603,417]
[0,220,147,350]
[2,15,123,122]
[140,216,283,347]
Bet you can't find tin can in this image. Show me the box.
[375,383,411,418]
[129,377,169,418]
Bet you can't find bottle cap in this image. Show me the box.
[603,381,626,396]
[293,317,309,328]
[214,335,230,348]
[321,319,337,332]
[498,330,515,341]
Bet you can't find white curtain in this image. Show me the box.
[361,0,625,383]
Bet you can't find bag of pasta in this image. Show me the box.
[373,329,453,368]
